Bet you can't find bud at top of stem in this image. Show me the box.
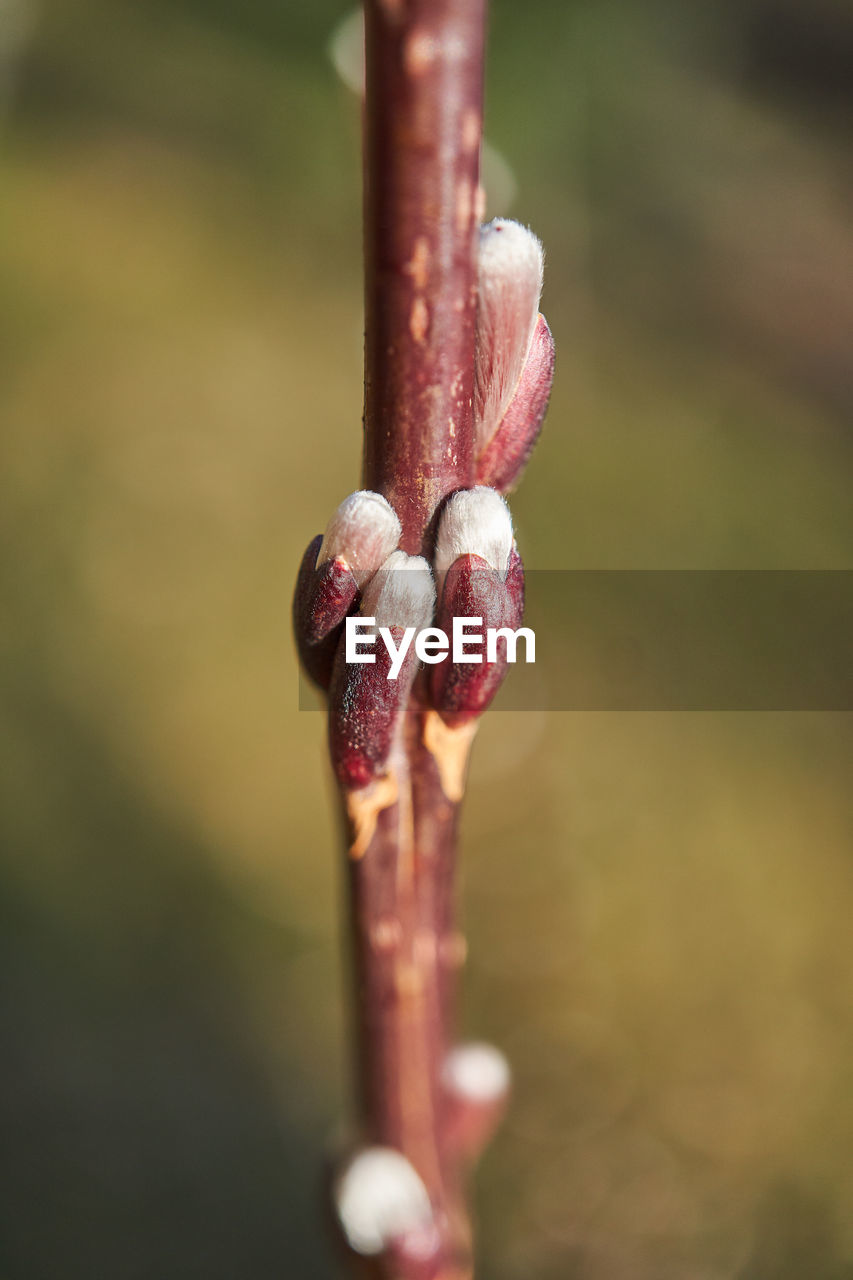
[317,490,401,587]
[360,550,436,630]
[474,219,544,455]
[434,487,513,581]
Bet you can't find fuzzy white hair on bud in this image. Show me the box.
[333,1146,433,1256]
[442,1042,511,1104]
[360,550,436,631]
[434,487,514,580]
[317,491,401,587]
[475,219,544,452]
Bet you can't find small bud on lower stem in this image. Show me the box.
[333,1146,435,1258]
[442,1042,511,1163]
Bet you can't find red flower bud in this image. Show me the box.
[429,554,517,726]
[329,552,435,789]
[293,535,351,690]
[473,219,555,492]
[293,491,403,691]
[429,488,525,726]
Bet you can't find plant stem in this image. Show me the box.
[341,2,487,1276]
[362,0,485,553]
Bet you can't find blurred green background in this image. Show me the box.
[1,0,852,1276]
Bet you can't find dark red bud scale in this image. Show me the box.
[305,555,359,643]
[293,535,353,691]
[328,638,411,790]
[430,551,524,727]
[293,490,404,692]
[328,550,436,789]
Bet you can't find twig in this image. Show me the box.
[351,4,486,1273]
[294,4,554,1273]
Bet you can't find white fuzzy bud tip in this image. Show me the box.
[442,1042,511,1104]
[334,1147,433,1256]
[475,219,544,449]
[317,491,401,587]
[479,219,543,306]
[359,550,436,631]
[434,487,514,579]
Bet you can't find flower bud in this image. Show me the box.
[293,492,402,691]
[333,1146,435,1258]
[474,219,555,492]
[329,552,435,789]
[434,486,513,585]
[361,550,436,631]
[293,534,347,690]
[430,489,524,726]
[475,313,555,492]
[442,1042,511,1163]
[430,554,513,726]
[318,490,401,588]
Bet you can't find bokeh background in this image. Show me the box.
[1,1,852,1276]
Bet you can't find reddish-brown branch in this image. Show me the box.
[341,2,487,1277]
[362,0,485,552]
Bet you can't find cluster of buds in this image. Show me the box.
[331,1042,512,1269]
[293,219,554,793]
